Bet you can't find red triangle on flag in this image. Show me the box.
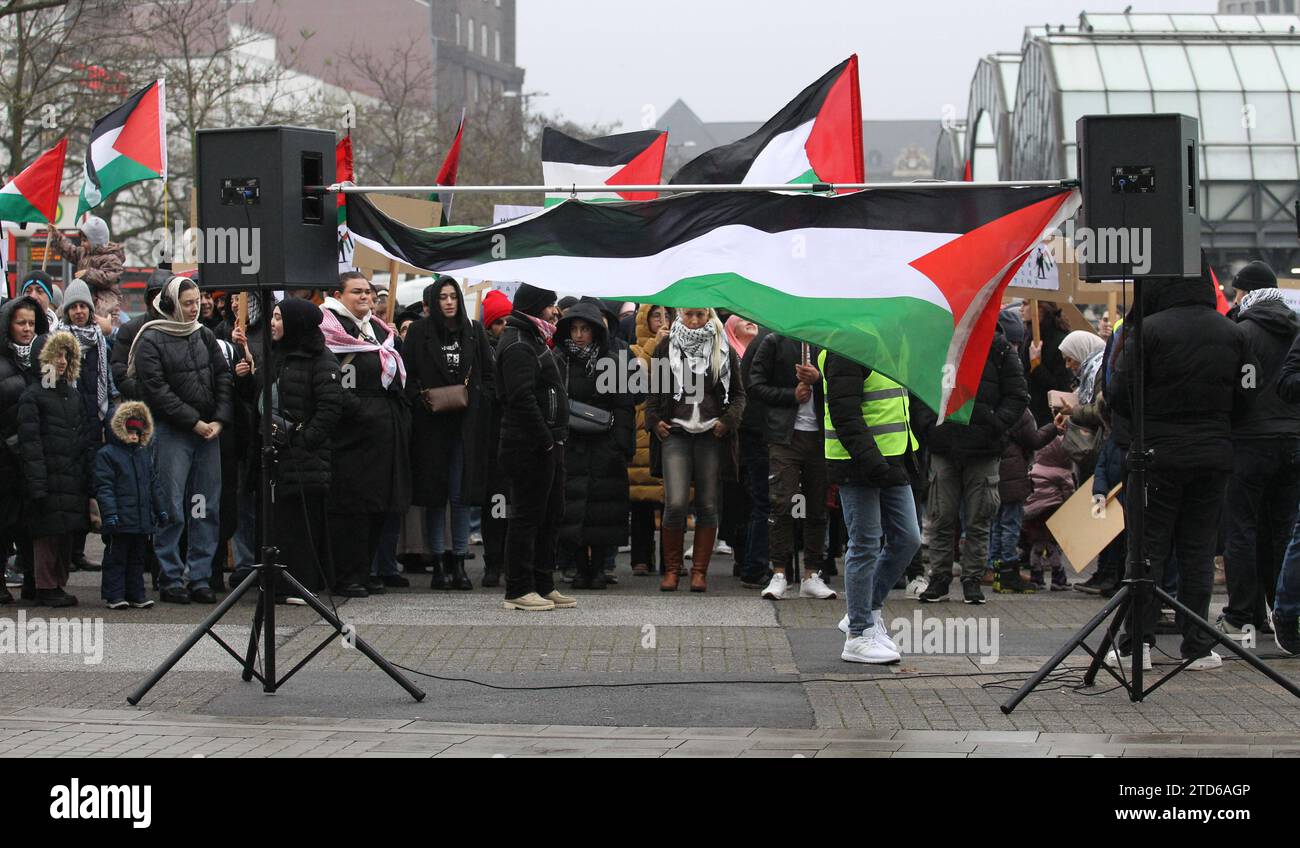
[608,132,668,201]
[336,135,353,210]
[113,81,164,174]
[804,54,863,189]
[909,192,1076,416]
[11,137,67,225]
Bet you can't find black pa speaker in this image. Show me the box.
[195,126,336,288]
[1076,114,1200,280]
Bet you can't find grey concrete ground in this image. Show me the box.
[3,539,1300,756]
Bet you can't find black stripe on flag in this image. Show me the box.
[541,128,665,167]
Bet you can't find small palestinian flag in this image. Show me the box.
[346,185,1079,422]
[337,134,355,271]
[0,137,67,225]
[433,109,465,225]
[542,128,667,206]
[671,56,862,189]
[77,79,167,218]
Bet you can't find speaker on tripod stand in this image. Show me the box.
[1003,113,1300,710]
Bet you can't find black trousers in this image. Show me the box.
[328,511,386,589]
[1223,438,1300,629]
[767,430,828,569]
[277,491,334,593]
[101,533,148,603]
[1121,467,1228,659]
[483,487,508,570]
[502,442,564,599]
[629,502,659,569]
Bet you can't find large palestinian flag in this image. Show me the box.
[671,56,862,189]
[542,128,667,205]
[346,186,1079,421]
[0,137,67,225]
[77,79,167,218]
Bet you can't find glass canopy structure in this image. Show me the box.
[972,12,1300,269]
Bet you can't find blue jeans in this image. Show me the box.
[231,460,258,570]
[988,501,1024,566]
[1275,512,1300,619]
[426,436,470,556]
[153,419,222,588]
[740,429,770,578]
[839,483,923,638]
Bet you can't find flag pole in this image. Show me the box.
[325,179,1078,196]
[41,223,53,271]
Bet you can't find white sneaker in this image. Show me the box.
[714,540,733,555]
[905,577,929,599]
[1186,650,1222,671]
[285,596,307,606]
[1103,644,1152,671]
[799,573,838,599]
[761,572,788,600]
[468,532,483,546]
[841,632,901,665]
[837,613,899,652]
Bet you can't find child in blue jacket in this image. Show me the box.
[94,402,166,608]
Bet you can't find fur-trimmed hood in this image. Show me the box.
[109,400,153,446]
[37,330,81,384]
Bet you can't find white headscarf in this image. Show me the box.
[126,276,202,378]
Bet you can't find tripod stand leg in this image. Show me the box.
[242,594,264,683]
[1001,586,1131,714]
[126,574,260,705]
[1152,586,1300,700]
[277,571,426,702]
[1082,589,1132,686]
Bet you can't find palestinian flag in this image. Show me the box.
[345,185,1080,421]
[0,137,67,225]
[337,134,355,270]
[542,128,667,205]
[77,79,167,218]
[433,109,465,225]
[671,56,862,189]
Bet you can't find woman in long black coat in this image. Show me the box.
[251,298,343,598]
[404,277,494,590]
[0,296,49,604]
[552,300,636,589]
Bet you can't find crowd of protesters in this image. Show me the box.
[4,249,1300,666]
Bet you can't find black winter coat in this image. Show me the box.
[0,297,48,530]
[19,380,91,537]
[552,303,636,547]
[326,310,411,514]
[823,351,916,488]
[496,313,568,450]
[133,326,234,430]
[94,409,164,536]
[1233,296,1300,440]
[927,333,1028,459]
[747,333,824,445]
[1109,277,1255,474]
[265,345,344,495]
[1023,320,1072,425]
[110,312,154,401]
[999,408,1061,503]
[405,293,496,508]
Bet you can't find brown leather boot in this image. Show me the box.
[690,526,717,592]
[660,526,685,591]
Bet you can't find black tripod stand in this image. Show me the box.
[1002,275,1300,712]
[128,287,424,705]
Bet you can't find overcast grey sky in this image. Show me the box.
[517,0,1220,130]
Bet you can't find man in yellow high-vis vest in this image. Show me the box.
[822,349,921,664]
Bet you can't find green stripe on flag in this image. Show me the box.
[0,191,47,225]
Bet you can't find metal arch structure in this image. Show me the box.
[966,52,1023,181]
[1008,37,1065,182]
[932,120,967,181]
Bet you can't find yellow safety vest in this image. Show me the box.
[819,349,918,460]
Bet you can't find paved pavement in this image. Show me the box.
[3,539,1300,756]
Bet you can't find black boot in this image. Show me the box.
[992,560,1037,594]
[481,559,502,588]
[447,552,473,591]
[0,586,12,605]
[429,553,447,590]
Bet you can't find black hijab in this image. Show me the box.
[275,296,325,355]
[420,276,471,382]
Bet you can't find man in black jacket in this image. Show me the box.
[737,326,772,587]
[1220,264,1300,640]
[1107,276,1257,670]
[919,328,1029,604]
[496,284,573,612]
[749,333,836,601]
[1270,329,1300,654]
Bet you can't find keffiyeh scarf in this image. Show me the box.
[668,317,730,404]
[56,319,110,419]
[320,306,406,389]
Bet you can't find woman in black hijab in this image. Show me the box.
[404,276,495,590]
[261,297,344,602]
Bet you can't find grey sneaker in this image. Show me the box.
[1215,613,1250,641]
[502,592,556,611]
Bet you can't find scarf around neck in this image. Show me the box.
[323,296,377,342]
[562,339,599,375]
[9,340,33,370]
[320,305,405,389]
[57,318,110,419]
[1240,287,1288,314]
[1077,349,1105,406]
[524,313,557,348]
[668,318,730,404]
[126,277,203,379]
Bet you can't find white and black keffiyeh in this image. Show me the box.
[668,317,730,404]
[56,319,110,419]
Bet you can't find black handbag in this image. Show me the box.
[568,399,613,435]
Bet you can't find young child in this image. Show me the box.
[18,331,93,607]
[991,408,1062,593]
[1022,435,1077,590]
[94,402,165,609]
